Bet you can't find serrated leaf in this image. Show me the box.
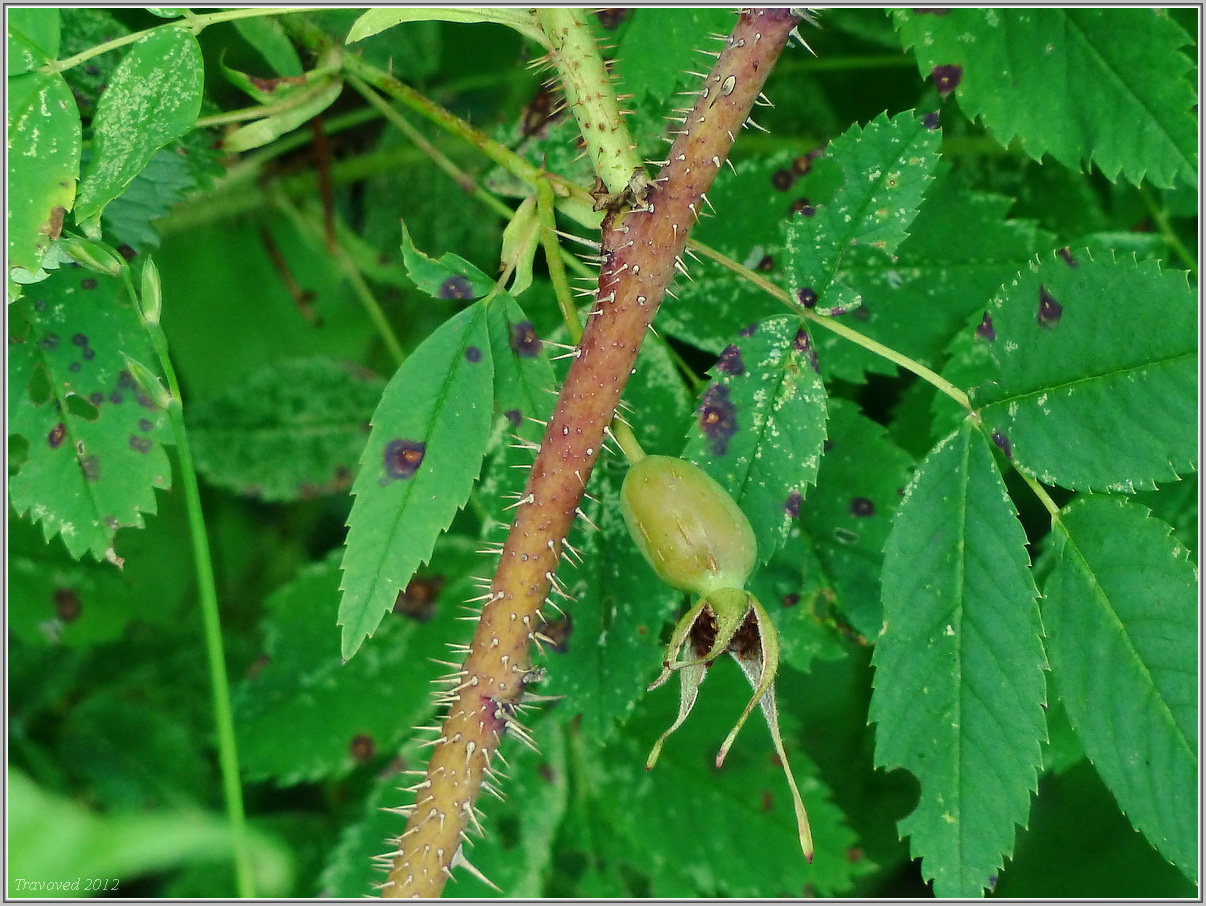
[608,669,868,896]
[814,165,1054,385]
[221,72,342,153]
[970,251,1196,492]
[8,269,173,562]
[1043,497,1197,882]
[399,220,494,300]
[623,337,694,457]
[549,457,681,739]
[188,358,383,502]
[74,26,204,228]
[235,546,480,784]
[654,151,797,355]
[893,9,1197,189]
[7,71,82,294]
[785,109,942,316]
[338,301,494,659]
[616,8,737,103]
[345,7,546,48]
[870,421,1045,897]
[797,399,915,640]
[682,315,829,564]
[9,7,60,75]
[100,147,197,254]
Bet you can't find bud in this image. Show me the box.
[120,354,172,410]
[59,235,126,278]
[139,258,162,325]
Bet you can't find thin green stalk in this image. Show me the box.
[122,269,255,899]
[1138,186,1196,276]
[688,238,973,409]
[46,7,322,73]
[536,179,584,343]
[272,192,406,366]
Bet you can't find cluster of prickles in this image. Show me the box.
[377,9,809,898]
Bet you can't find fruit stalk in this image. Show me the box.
[382,10,801,897]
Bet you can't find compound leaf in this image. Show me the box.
[785,109,942,317]
[188,357,384,502]
[338,301,493,660]
[9,268,173,562]
[870,420,1045,897]
[1043,496,1197,882]
[235,546,481,785]
[970,251,1196,492]
[893,9,1197,189]
[75,26,204,228]
[683,314,829,565]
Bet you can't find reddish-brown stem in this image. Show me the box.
[382,10,800,897]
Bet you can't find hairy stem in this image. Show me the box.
[381,10,801,898]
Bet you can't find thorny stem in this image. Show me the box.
[687,238,974,410]
[381,10,802,898]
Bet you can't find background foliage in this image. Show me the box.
[7,7,1198,898]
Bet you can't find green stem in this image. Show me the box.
[128,274,255,899]
[536,180,584,343]
[272,192,406,366]
[688,238,973,409]
[1138,186,1196,277]
[46,7,322,72]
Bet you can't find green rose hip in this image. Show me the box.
[621,454,814,862]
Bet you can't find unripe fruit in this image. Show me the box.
[621,455,756,597]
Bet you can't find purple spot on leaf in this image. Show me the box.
[509,321,542,357]
[89,392,104,406]
[851,496,875,517]
[1037,284,1062,327]
[48,423,66,449]
[771,168,794,191]
[384,439,426,479]
[782,593,800,608]
[438,275,474,300]
[793,328,820,372]
[81,278,97,290]
[80,454,100,482]
[505,409,523,428]
[1058,247,1078,268]
[138,418,153,432]
[739,323,758,338]
[129,435,153,454]
[797,287,818,309]
[991,431,1012,460]
[785,490,803,518]
[756,254,775,272]
[790,197,816,217]
[932,64,962,96]
[716,344,745,375]
[976,312,996,341]
[698,384,738,456]
[39,334,60,351]
[465,345,482,363]
[54,588,82,622]
[921,110,940,130]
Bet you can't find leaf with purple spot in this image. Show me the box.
[399,220,494,301]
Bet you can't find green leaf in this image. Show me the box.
[870,421,1045,897]
[797,399,915,640]
[7,71,82,295]
[607,668,868,896]
[338,301,494,659]
[8,7,60,75]
[188,357,384,502]
[893,9,1197,189]
[74,26,204,228]
[970,251,1197,492]
[221,72,342,153]
[624,337,694,458]
[235,546,482,784]
[8,769,293,898]
[399,221,494,301]
[232,17,303,77]
[549,457,681,739]
[485,294,556,423]
[1043,496,1197,882]
[100,147,198,254]
[615,8,737,103]
[345,7,547,48]
[682,314,829,565]
[815,165,1055,385]
[785,109,943,317]
[9,269,173,562]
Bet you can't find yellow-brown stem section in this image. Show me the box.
[382,10,800,897]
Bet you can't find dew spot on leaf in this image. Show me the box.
[716,343,745,375]
[437,275,474,300]
[383,439,426,480]
[48,423,66,449]
[1037,284,1063,328]
[850,496,875,517]
[976,311,996,341]
[394,574,445,622]
[509,321,542,358]
[698,383,739,456]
